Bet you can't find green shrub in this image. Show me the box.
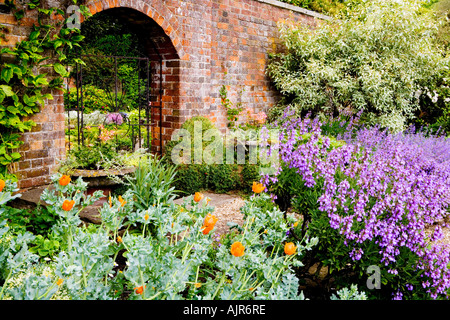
[1,204,59,237]
[240,164,261,192]
[29,234,60,260]
[165,116,221,165]
[173,164,209,196]
[267,0,449,132]
[69,142,118,170]
[208,164,240,193]
[64,85,107,113]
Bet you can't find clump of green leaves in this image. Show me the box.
[29,234,60,259]
[330,284,367,300]
[125,155,178,210]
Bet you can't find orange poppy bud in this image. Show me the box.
[144,213,149,221]
[284,242,297,256]
[134,286,145,295]
[109,194,112,208]
[58,175,71,186]
[194,192,204,203]
[230,241,245,257]
[252,182,265,194]
[62,200,75,212]
[201,225,211,235]
[194,283,202,288]
[118,195,126,207]
[202,213,218,235]
[0,179,5,192]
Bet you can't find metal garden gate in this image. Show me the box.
[66,53,162,155]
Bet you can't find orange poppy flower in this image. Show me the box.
[144,213,149,221]
[117,236,123,244]
[62,200,75,211]
[134,285,145,295]
[118,195,126,207]
[284,242,297,256]
[194,192,204,203]
[230,241,245,257]
[59,175,71,186]
[56,278,64,286]
[202,213,218,235]
[252,182,265,194]
[0,179,5,192]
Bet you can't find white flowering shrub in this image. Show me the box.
[267,0,449,131]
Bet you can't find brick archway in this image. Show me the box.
[85,0,184,59]
[84,0,182,154]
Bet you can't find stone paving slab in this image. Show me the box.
[174,191,241,207]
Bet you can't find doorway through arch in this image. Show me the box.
[66,6,180,155]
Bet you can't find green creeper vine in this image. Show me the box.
[0,0,90,181]
[219,84,243,129]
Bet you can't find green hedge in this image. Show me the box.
[173,163,260,196]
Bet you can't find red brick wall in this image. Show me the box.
[1,0,326,189]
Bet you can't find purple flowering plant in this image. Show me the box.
[105,113,124,126]
[261,108,450,299]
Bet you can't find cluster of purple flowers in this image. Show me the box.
[105,113,124,126]
[261,109,450,299]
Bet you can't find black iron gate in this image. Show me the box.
[66,54,162,155]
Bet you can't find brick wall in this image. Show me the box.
[0,0,327,189]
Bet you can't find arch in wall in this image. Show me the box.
[81,0,182,153]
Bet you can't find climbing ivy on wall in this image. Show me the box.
[0,0,89,181]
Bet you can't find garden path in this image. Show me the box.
[174,192,246,236]
[10,186,246,235]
